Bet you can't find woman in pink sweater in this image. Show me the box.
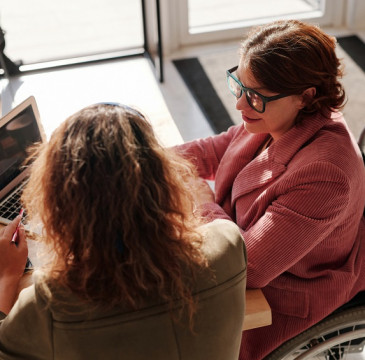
[177,20,365,359]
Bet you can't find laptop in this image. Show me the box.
[0,96,46,226]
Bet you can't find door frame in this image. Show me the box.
[159,0,347,55]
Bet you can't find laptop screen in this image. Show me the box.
[0,96,45,200]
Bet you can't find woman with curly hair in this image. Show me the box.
[0,103,247,359]
[175,20,365,359]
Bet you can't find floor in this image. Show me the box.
[0,46,217,145]
[163,24,365,141]
[0,56,187,147]
[1,0,364,144]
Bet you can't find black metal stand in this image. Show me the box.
[0,27,21,78]
[141,0,164,83]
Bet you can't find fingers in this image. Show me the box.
[1,217,27,252]
[0,221,29,281]
[16,224,27,246]
[10,225,28,257]
[17,227,28,258]
[11,225,28,256]
[3,215,22,239]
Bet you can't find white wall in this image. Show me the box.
[346,0,365,29]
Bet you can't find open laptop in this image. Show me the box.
[0,96,46,226]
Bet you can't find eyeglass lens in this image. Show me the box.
[246,90,264,112]
[228,73,264,112]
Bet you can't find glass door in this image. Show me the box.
[189,0,323,33]
[0,0,144,66]
[175,0,345,46]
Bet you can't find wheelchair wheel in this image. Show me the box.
[265,306,365,359]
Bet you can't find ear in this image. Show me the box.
[299,87,316,109]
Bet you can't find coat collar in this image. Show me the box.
[230,112,332,199]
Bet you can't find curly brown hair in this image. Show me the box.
[240,19,346,119]
[22,103,207,320]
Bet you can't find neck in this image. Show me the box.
[256,135,273,157]
[263,135,273,151]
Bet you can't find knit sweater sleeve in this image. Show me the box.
[200,161,352,288]
[175,125,240,180]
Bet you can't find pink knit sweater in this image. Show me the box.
[177,111,365,359]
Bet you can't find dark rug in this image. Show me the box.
[172,57,233,133]
[173,35,365,134]
[337,35,365,72]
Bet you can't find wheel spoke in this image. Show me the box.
[266,307,365,360]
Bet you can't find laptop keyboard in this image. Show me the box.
[0,184,25,222]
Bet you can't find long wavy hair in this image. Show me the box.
[22,103,207,320]
[240,19,346,120]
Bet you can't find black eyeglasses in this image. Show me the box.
[226,66,291,113]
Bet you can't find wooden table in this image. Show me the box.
[243,289,272,330]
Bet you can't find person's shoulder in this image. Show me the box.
[4,282,43,325]
[317,112,357,148]
[16,271,51,311]
[32,271,88,317]
[199,219,243,242]
[198,220,246,282]
[293,112,362,171]
[5,271,51,314]
[0,274,52,359]
[15,283,38,308]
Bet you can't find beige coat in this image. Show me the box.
[0,219,247,360]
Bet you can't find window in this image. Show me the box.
[188,0,323,34]
[165,0,344,50]
[0,0,144,65]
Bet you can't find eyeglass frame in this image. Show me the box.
[226,65,292,113]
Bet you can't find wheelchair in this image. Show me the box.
[266,292,365,359]
[266,128,365,360]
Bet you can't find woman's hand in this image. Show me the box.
[0,216,28,314]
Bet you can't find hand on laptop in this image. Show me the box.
[0,216,28,314]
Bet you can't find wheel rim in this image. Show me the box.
[278,321,365,359]
[295,328,365,359]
